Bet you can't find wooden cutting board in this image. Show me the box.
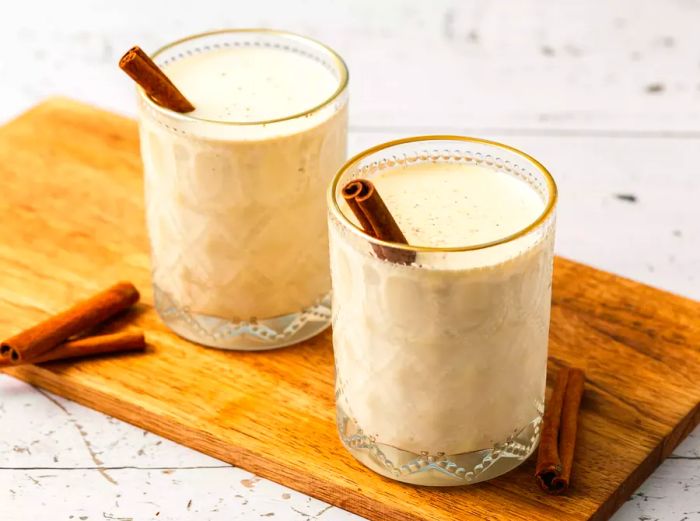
[1,98,699,521]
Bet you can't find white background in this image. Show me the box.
[1,0,699,519]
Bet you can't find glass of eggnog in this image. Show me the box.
[328,136,557,485]
[136,30,348,350]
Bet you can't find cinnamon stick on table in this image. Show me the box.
[119,46,195,113]
[0,332,146,367]
[535,366,586,494]
[342,179,416,265]
[0,282,140,363]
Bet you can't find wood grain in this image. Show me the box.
[1,98,699,521]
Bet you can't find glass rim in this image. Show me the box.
[139,28,350,126]
[328,135,558,253]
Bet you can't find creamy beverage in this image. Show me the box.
[328,138,556,485]
[137,31,348,349]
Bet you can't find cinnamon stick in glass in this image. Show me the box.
[0,282,140,362]
[119,46,195,113]
[341,179,416,264]
[535,366,586,494]
[0,332,146,367]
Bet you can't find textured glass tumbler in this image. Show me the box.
[137,30,348,350]
[327,136,557,485]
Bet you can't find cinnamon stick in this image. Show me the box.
[342,180,386,260]
[119,46,195,113]
[0,332,146,367]
[1,282,140,363]
[341,179,416,264]
[535,366,586,494]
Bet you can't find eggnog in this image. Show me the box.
[137,30,348,349]
[329,138,556,485]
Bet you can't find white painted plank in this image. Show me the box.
[1,0,700,131]
[614,457,700,521]
[0,467,356,521]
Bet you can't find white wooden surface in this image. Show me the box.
[1,1,699,519]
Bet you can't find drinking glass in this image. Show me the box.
[136,30,349,350]
[327,136,557,485]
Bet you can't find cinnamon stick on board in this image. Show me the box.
[535,366,586,494]
[341,179,416,264]
[0,282,140,363]
[119,46,195,113]
[0,332,146,367]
